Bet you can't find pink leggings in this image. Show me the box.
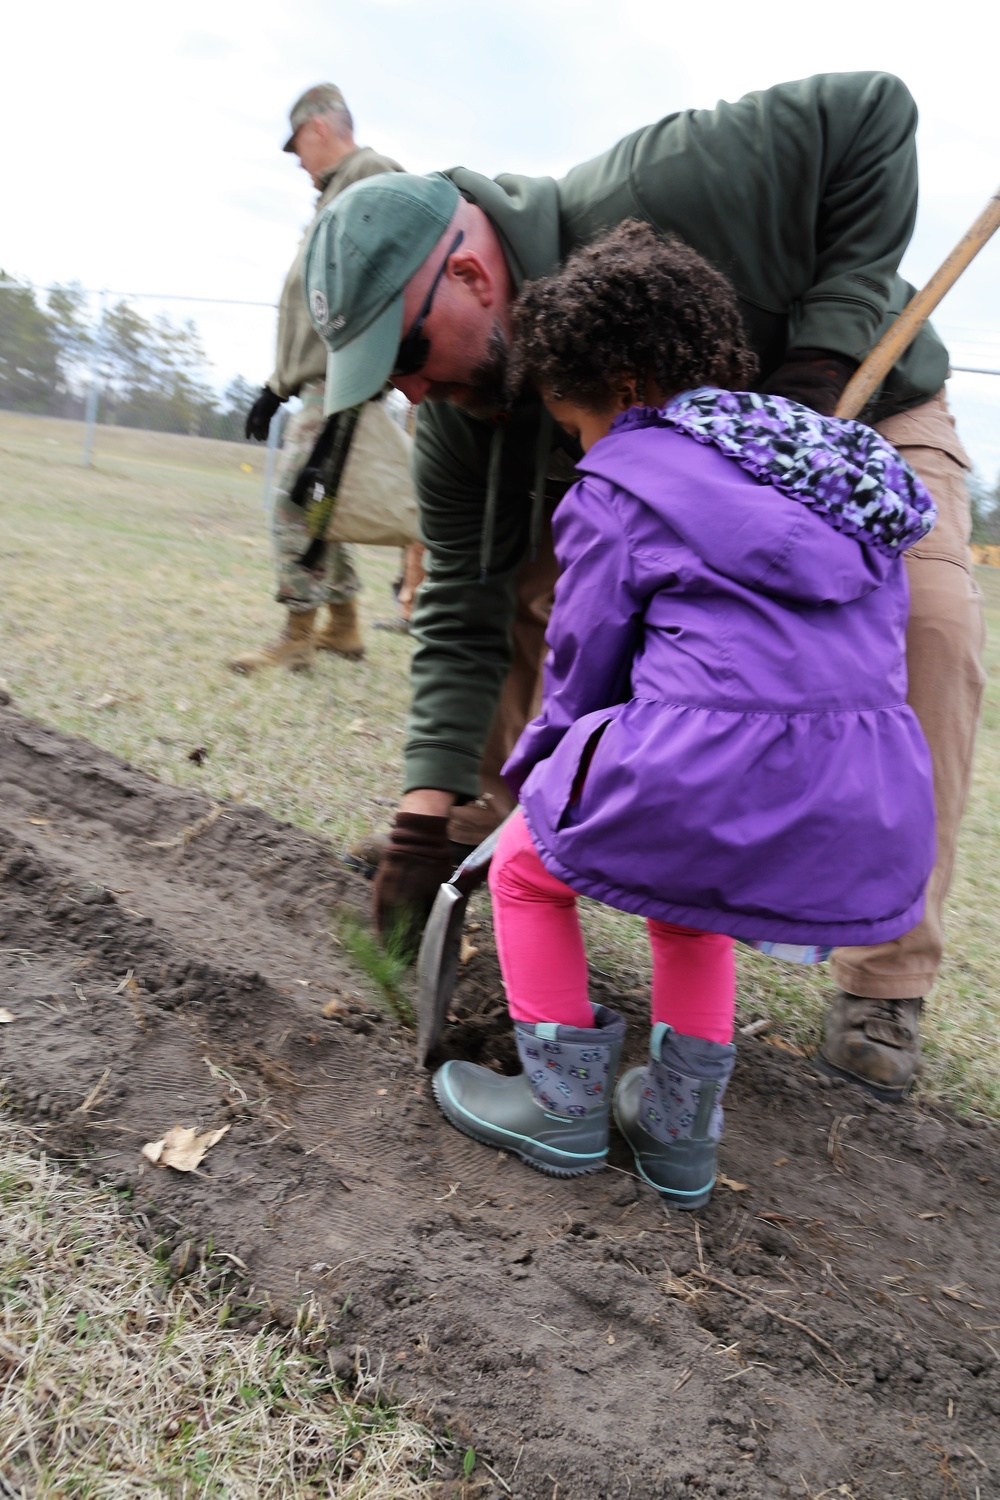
[489,810,735,1044]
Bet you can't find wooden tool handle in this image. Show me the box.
[835,186,1000,421]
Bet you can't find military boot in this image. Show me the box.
[432,1004,625,1177]
[315,599,365,660]
[228,608,317,674]
[614,1024,736,1210]
[818,992,921,1101]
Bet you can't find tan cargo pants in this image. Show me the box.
[450,389,986,1003]
[832,389,986,999]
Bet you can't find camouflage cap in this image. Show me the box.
[303,172,461,414]
[283,83,349,152]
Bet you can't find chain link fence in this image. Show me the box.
[0,277,287,501]
[3,272,1000,521]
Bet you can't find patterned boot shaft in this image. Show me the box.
[639,1023,736,1147]
[514,1004,625,1120]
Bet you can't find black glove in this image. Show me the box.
[760,348,858,418]
[373,812,455,958]
[244,385,283,441]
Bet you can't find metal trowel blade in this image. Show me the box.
[416,881,468,1066]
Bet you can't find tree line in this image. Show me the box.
[3,274,1000,524]
[0,275,260,441]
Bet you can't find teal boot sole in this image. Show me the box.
[613,1067,716,1209]
[433,1060,610,1178]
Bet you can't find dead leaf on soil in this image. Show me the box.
[27,817,50,826]
[141,1123,230,1172]
[718,1173,749,1193]
[764,1035,807,1057]
[345,718,366,733]
[0,1008,17,1023]
[459,936,478,964]
[90,692,121,710]
[322,996,346,1018]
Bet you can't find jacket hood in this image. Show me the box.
[604,390,936,557]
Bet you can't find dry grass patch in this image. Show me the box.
[0,1111,441,1499]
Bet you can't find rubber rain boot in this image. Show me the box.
[315,599,365,659]
[432,1003,625,1177]
[228,608,317,674]
[614,1023,735,1210]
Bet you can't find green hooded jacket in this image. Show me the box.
[406,71,949,800]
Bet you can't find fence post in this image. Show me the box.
[82,293,107,468]
[262,409,281,511]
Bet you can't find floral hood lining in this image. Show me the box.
[612,389,936,557]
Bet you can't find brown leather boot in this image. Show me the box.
[818,992,922,1102]
[315,600,365,660]
[228,608,317,674]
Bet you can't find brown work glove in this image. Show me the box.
[760,348,858,417]
[373,811,455,958]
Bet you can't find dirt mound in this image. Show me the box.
[2,703,999,1499]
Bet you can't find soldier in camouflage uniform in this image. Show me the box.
[231,84,402,673]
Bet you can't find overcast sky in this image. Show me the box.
[4,0,999,481]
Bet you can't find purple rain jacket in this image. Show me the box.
[503,391,937,947]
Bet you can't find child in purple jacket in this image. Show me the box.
[432,222,936,1209]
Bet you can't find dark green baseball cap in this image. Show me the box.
[303,171,461,415]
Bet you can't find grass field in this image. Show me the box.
[1,408,998,1125]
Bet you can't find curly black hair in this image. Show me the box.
[509,220,758,409]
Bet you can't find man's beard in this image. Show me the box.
[424,321,512,419]
[465,321,511,416]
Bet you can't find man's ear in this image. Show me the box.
[448,249,495,308]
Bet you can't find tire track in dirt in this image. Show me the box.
[2,705,999,1499]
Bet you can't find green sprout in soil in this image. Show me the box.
[337,917,416,1028]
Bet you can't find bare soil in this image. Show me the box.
[2,702,1000,1500]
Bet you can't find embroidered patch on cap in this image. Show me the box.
[310,289,329,326]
